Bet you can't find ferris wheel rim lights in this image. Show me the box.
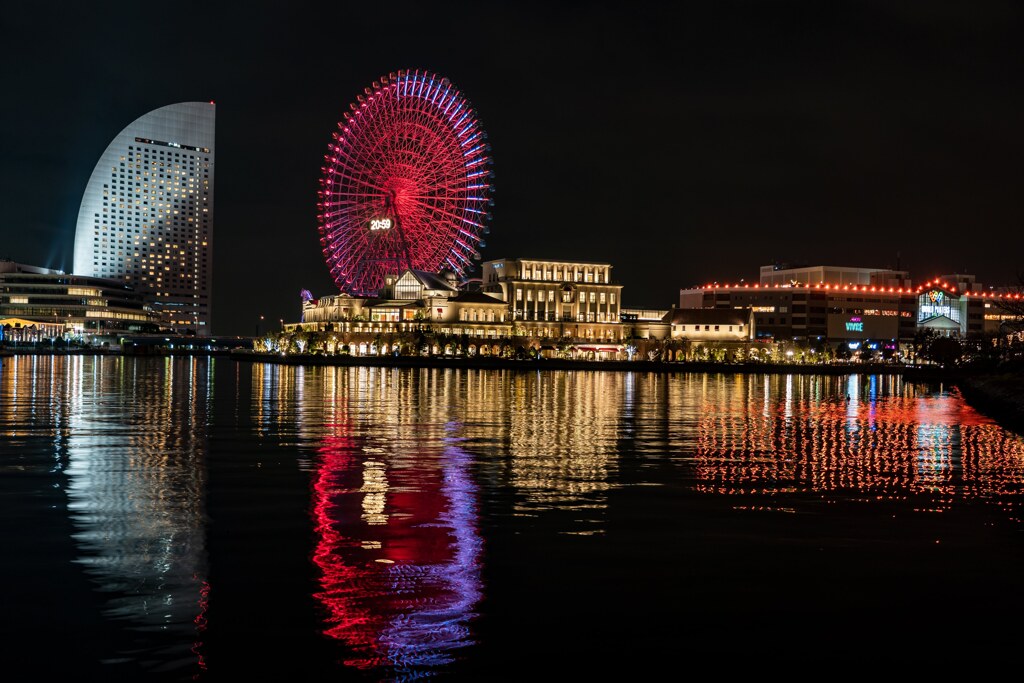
[317,70,494,297]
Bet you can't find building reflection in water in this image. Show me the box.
[688,374,1024,519]
[280,365,651,673]
[460,369,625,532]
[59,356,210,674]
[289,366,483,675]
[256,364,1024,676]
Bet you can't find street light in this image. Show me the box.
[256,314,264,337]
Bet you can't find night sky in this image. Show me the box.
[2,2,1021,336]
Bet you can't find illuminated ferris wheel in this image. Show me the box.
[317,70,494,296]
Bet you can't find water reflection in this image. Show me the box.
[688,374,1024,518]
[459,370,625,531]
[6,358,1024,677]
[61,356,210,675]
[293,367,483,677]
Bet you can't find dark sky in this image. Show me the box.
[2,1,1022,335]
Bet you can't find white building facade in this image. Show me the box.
[73,102,215,335]
[480,258,625,344]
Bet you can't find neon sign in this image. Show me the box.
[928,290,944,305]
[846,318,864,332]
[369,218,393,231]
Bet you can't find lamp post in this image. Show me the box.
[256,314,264,337]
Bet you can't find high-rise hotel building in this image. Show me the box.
[73,102,215,335]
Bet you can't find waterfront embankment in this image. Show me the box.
[231,349,949,378]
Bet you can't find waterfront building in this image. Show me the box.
[759,263,910,288]
[290,259,634,358]
[979,291,1024,335]
[682,263,920,344]
[667,308,755,342]
[933,274,1024,335]
[72,102,215,335]
[620,307,669,323]
[620,306,671,341]
[480,258,626,345]
[295,269,511,351]
[0,260,160,338]
[678,263,1024,349]
[622,306,756,345]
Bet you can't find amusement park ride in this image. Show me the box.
[317,70,495,296]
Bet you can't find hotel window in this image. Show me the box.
[704,325,710,331]
[599,292,606,304]
[715,325,720,331]
[589,292,596,303]
[548,290,554,302]
[610,293,616,305]
[526,290,533,302]
[516,288,523,301]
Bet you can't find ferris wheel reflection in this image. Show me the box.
[311,423,483,675]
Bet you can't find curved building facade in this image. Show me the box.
[73,102,215,335]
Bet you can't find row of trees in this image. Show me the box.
[253,325,1024,369]
[256,328,537,359]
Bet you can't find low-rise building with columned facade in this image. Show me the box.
[480,258,626,347]
[0,259,160,340]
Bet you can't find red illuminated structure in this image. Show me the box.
[318,70,494,296]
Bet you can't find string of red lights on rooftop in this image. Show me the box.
[698,278,1022,299]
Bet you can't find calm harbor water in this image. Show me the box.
[2,355,1024,679]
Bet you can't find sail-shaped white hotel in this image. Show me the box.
[73,102,215,335]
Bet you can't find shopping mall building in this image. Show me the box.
[679,264,1021,349]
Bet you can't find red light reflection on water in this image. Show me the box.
[692,379,1024,520]
[311,426,483,673]
[192,578,210,678]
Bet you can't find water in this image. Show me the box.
[2,356,1024,679]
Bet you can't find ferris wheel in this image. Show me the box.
[317,70,494,296]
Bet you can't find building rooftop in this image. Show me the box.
[667,308,751,326]
[448,291,506,305]
[0,259,63,275]
[407,269,458,293]
[486,257,612,267]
